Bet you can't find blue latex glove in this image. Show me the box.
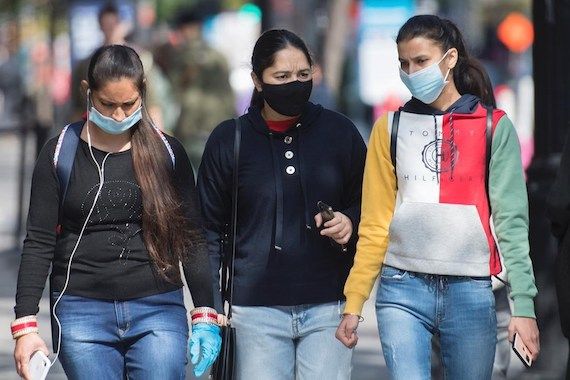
[189,323,222,377]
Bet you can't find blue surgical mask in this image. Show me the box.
[87,93,142,135]
[399,50,451,104]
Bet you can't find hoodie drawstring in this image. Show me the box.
[447,109,457,180]
[432,114,440,183]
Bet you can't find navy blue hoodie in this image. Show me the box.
[198,102,367,309]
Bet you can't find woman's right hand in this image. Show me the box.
[336,314,360,348]
[14,333,49,380]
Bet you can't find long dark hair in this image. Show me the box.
[87,45,194,281]
[250,29,313,108]
[396,15,496,107]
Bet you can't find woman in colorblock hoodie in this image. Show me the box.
[336,15,539,379]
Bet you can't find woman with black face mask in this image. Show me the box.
[197,29,367,378]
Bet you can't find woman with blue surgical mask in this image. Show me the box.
[13,45,221,380]
[86,87,143,135]
[337,15,540,379]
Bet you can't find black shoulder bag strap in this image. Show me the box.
[225,117,241,320]
[390,111,401,185]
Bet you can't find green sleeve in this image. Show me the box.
[489,115,538,318]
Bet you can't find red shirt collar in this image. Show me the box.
[265,117,299,133]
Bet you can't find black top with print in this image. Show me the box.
[15,133,214,318]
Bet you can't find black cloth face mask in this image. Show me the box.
[261,79,313,117]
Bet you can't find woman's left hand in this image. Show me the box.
[189,323,222,377]
[315,211,353,245]
[508,316,540,361]
[336,314,359,348]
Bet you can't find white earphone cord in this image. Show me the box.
[50,124,110,366]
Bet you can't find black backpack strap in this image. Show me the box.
[54,122,84,233]
[485,106,493,198]
[225,117,241,319]
[484,106,510,288]
[390,111,401,184]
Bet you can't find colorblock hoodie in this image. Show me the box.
[344,95,537,318]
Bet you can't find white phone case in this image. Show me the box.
[512,333,533,368]
[29,351,50,380]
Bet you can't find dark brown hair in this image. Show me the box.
[396,15,496,107]
[87,44,193,281]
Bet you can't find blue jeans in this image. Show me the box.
[376,265,497,380]
[53,289,188,380]
[232,301,352,379]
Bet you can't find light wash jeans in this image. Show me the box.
[432,286,511,378]
[53,289,188,380]
[231,301,353,379]
[376,265,497,380]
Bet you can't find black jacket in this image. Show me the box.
[198,102,367,309]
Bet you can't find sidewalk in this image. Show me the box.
[0,242,66,379]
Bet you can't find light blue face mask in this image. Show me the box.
[87,92,142,135]
[399,50,451,105]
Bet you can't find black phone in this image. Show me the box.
[317,201,335,222]
[317,201,348,253]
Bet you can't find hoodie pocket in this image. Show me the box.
[386,202,490,275]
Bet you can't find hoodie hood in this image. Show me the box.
[402,94,481,115]
[246,101,323,135]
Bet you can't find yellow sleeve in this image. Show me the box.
[343,113,397,315]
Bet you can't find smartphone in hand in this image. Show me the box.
[317,201,348,253]
[317,201,336,223]
[29,351,51,380]
[512,332,533,368]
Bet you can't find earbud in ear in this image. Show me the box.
[86,89,92,109]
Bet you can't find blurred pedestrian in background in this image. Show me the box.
[69,2,167,130]
[158,6,235,173]
[337,14,539,379]
[309,60,336,111]
[547,129,570,379]
[0,20,25,130]
[198,29,366,379]
[13,45,220,380]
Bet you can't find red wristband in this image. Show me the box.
[191,312,218,320]
[11,321,38,334]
